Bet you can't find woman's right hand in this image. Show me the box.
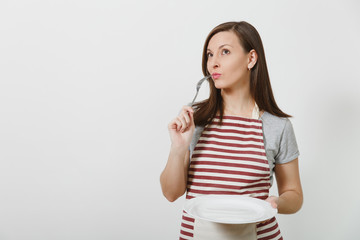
[168,105,195,150]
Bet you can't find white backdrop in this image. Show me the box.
[1,0,359,239]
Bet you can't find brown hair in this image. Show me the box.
[193,21,292,126]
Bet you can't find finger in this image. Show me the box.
[182,105,194,114]
[181,107,194,119]
[168,119,177,130]
[176,116,186,132]
[183,110,195,131]
[178,106,194,132]
[169,119,180,131]
[182,111,191,126]
[168,122,175,130]
[176,119,184,131]
[179,115,189,132]
[259,219,270,224]
[170,118,182,132]
[183,106,194,124]
[188,109,194,124]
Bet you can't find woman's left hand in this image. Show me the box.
[258,196,279,224]
[265,195,279,209]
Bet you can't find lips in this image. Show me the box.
[212,73,221,79]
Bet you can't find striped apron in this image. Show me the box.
[179,113,283,240]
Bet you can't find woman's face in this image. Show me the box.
[206,31,250,90]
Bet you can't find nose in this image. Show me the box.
[208,56,220,70]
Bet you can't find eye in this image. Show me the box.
[222,49,230,55]
[206,49,230,58]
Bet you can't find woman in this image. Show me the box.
[160,21,303,240]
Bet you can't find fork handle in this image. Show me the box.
[189,91,199,107]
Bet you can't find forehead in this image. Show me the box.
[207,31,240,50]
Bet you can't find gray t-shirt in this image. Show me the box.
[188,111,300,185]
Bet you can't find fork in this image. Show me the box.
[189,75,212,107]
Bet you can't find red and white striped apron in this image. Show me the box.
[179,114,283,240]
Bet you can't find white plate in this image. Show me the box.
[183,195,277,224]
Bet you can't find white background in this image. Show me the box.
[0,0,359,239]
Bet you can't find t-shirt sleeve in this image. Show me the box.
[275,118,300,164]
[189,125,204,159]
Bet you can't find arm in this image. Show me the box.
[268,158,303,214]
[160,147,190,202]
[160,105,195,202]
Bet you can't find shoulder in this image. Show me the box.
[261,111,293,137]
[261,111,289,126]
[261,112,300,164]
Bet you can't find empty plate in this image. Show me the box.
[183,195,277,224]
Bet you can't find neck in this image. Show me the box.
[220,85,255,117]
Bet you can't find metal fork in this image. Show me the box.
[189,75,212,107]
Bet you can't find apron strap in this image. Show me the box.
[252,102,260,119]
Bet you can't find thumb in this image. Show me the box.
[265,196,278,209]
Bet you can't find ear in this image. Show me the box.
[247,49,258,69]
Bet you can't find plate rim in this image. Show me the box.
[183,195,277,224]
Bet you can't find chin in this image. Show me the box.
[214,84,223,89]
[213,80,223,88]
[214,81,229,90]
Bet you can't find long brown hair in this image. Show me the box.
[193,21,292,126]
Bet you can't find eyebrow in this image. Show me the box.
[207,44,232,52]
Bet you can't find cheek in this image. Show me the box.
[230,55,246,67]
[224,60,247,83]
[228,57,246,74]
[222,58,238,73]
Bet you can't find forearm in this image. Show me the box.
[277,190,303,214]
[160,145,189,202]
